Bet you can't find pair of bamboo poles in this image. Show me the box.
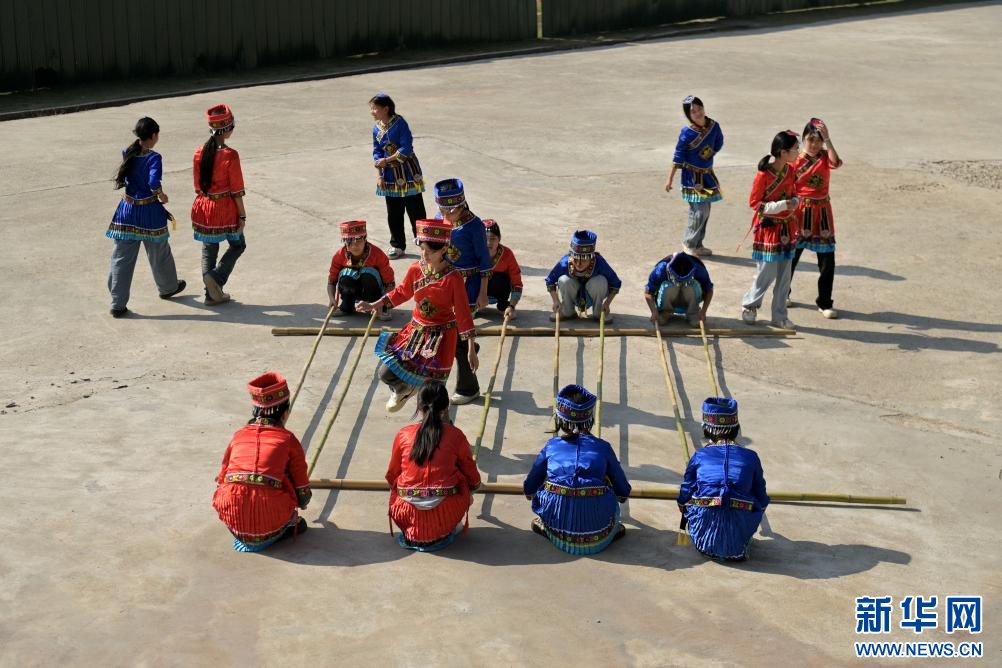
[290,307,906,512]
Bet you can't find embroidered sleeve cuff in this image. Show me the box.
[150,186,163,195]
[673,162,684,168]
[384,282,396,292]
[459,328,475,341]
[546,284,557,293]
[510,289,522,303]
[608,288,620,297]
[231,189,246,197]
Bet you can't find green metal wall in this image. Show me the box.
[0,0,537,90]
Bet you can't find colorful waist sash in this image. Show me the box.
[197,190,244,200]
[688,496,755,511]
[543,481,609,497]
[225,472,283,489]
[456,267,481,277]
[397,486,459,497]
[122,193,159,205]
[801,195,831,205]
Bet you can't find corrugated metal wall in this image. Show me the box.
[0,0,537,90]
[541,0,837,36]
[0,0,868,90]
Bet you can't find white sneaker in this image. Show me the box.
[819,307,838,319]
[386,386,416,412]
[450,391,479,406]
[741,307,757,324]
[771,319,796,330]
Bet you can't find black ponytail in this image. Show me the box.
[114,116,159,189]
[198,135,220,194]
[410,381,450,465]
[758,130,800,172]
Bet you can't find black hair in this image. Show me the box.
[114,117,159,189]
[682,96,704,122]
[802,120,823,140]
[421,241,447,252]
[410,381,450,465]
[369,93,396,117]
[484,220,501,239]
[250,399,290,423]
[757,131,800,172]
[703,424,740,442]
[198,133,224,194]
[670,252,693,276]
[556,386,594,438]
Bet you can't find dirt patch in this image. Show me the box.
[924,160,1002,190]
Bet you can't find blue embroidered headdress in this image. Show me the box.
[435,178,466,209]
[702,397,739,436]
[667,252,697,281]
[569,230,597,256]
[555,384,597,426]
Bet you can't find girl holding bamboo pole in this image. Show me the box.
[676,397,769,561]
[523,384,632,554]
[384,381,482,552]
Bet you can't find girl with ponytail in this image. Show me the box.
[190,104,246,305]
[106,116,185,317]
[740,130,801,330]
[384,380,481,552]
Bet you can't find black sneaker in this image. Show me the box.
[110,307,128,318]
[159,279,186,299]
[530,517,547,538]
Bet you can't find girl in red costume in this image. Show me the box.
[212,372,311,552]
[385,381,482,552]
[191,103,246,305]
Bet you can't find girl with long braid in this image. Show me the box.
[191,104,246,305]
[106,116,185,317]
[384,381,482,552]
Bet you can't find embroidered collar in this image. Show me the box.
[706,439,739,447]
[249,417,280,426]
[420,260,453,280]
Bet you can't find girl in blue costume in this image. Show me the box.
[664,96,724,257]
[106,117,185,317]
[523,385,632,554]
[677,397,770,561]
[371,93,427,258]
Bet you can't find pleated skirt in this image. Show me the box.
[685,505,764,560]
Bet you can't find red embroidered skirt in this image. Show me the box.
[191,194,242,243]
[212,483,297,543]
[389,490,471,543]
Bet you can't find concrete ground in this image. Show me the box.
[1,2,1000,665]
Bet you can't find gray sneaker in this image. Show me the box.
[741,307,757,324]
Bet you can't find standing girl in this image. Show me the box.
[358,219,479,413]
[790,119,842,319]
[106,117,185,317]
[371,93,427,259]
[664,95,724,257]
[191,104,246,305]
[741,131,801,329]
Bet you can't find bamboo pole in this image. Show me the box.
[471,312,512,461]
[595,309,606,437]
[306,310,378,477]
[288,305,336,413]
[307,478,906,505]
[545,310,561,433]
[272,325,795,338]
[655,323,692,465]
[698,320,720,398]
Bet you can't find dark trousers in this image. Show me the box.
[201,235,247,289]
[487,273,512,312]
[385,194,427,251]
[337,272,383,313]
[454,338,480,397]
[790,248,835,310]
